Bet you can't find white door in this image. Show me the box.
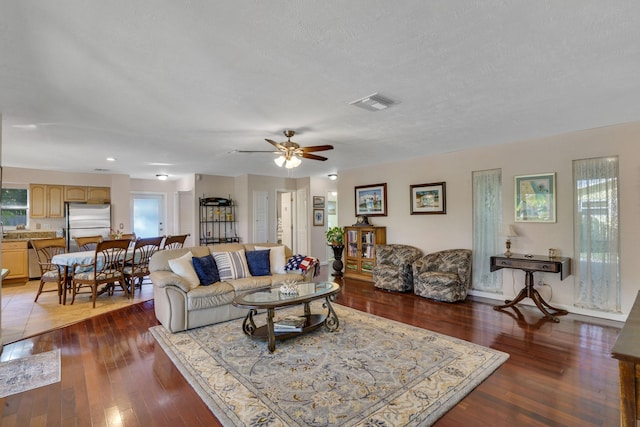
[253,191,269,243]
[132,193,166,238]
[296,188,308,255]
[279,191,293,248]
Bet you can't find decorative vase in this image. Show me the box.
[330,245,344,277]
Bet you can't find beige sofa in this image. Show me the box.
[149,242,314,332]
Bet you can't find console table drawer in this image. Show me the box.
[494,258,560,273]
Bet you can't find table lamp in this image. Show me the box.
[504,224,518,257]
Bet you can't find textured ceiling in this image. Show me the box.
[1,1,639,180]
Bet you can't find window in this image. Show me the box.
[573,156,620,312]
[1,187,28,228]
[472,168,502,292]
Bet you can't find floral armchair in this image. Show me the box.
[373,244,423,292]
[413,249,472,302]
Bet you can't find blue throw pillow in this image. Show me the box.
[245,249,271,276]
[191,254,220,285]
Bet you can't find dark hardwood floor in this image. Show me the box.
[0,270,623,426]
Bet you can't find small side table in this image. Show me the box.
[490,254,571,322]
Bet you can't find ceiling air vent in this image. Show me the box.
[349,93,394,112]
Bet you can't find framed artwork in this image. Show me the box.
[313,208,324,226]
[410,182,446,214]
[327,201,336,215]
[355,183,387,217]
[313,196,325,208]
[514,173,556,223]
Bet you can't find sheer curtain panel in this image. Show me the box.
[472,168,502,293]
[573,156,620,312]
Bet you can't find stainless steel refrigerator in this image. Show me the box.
[65,203,111,252]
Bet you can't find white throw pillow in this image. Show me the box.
[168,252,200,289]
[255,245,286,274]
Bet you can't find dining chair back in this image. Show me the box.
[70,239,131,308]
[74,235,103,251]
[119,233,136,242]
[31,237,67,304]
[124,236,163,294]
[162,234,189,250]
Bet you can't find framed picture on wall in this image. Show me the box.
[410,182,446,214]
[514,172,556,223]
[313,196,325,208]
[355,183,387,216]
[313,208,325,226]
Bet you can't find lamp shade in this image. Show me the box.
[274,156,286,167]
[506,224,518,237]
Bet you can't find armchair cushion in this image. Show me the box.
[373,244,423,292]
[413,249,472,302]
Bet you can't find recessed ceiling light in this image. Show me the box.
[148,162,173,166]
[156,174,169,181]
[106,157,117,162]
[349,93,395,112]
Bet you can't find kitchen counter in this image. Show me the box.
[3,230,58,240]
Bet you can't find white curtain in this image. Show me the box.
[573,156,620,312]
[472,168,502,292]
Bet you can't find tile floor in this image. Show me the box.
[1,279,154,345]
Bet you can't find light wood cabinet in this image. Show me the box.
[64,186,87,202]
[1,240,29,285]
[344,226,386,282]
[30,184,64,218]
[63,186,110,203]
[87,187,110,203]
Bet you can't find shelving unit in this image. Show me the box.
[199,197,240,245]
[344,226,386,282]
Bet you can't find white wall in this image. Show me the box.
[337,121,640,320]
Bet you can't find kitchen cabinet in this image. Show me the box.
[87,187,110,203]
[63,186,110,203]
[64,186,87,202]
[29,184,64,218]
[1,240,29,285]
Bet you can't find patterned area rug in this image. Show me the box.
[150,304,509,426]
[0,349,61,398]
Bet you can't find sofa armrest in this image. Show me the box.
[149,270,192,293]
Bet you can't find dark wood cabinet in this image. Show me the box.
[343,226,386,282]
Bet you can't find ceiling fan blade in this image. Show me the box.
[300,144,334,153]
[235,150,280,153]
[301,152,328,161]
[265,139,285,150]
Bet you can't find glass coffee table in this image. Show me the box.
[232,281,340,352]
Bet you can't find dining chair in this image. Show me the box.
[74,235,103,251]
[123,236,163,295]
[162,234,189,250]
[120,232,136,241]
[70,239,131,308]
[31,237,67,304]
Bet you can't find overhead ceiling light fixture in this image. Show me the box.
[328,173,338,180]
[106,157,117,162]
[350,93,395,112]
[156,174,169,181]
[274,151,302,169]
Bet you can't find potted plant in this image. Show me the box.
[326,226,344,246]
[326,226,345,276]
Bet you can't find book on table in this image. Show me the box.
[274,315,306,332]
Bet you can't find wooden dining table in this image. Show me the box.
[52,248,137,304]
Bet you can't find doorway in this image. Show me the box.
[132,193,166,238]
[277,191,294,250]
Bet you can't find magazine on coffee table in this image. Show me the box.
[274,315,306,332]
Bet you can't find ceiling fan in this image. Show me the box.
[237,130,333,168]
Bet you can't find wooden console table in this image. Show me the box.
[612,291,640,427]
[490,254,571,322]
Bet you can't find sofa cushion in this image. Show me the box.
[245,249,271,276]
[212,249,251,280]
[192,254,220,285]
[227,276,275,293]
[186,282,235,311]
[167,252,200,289]
[255,245,286,274]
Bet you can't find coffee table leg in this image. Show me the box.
[266,307,276,352]
[242,309,258,335]
[324,296,339,331]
